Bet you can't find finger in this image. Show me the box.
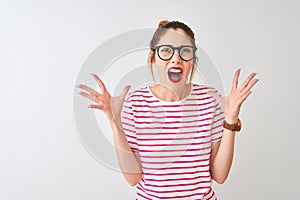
[240,78,259,95]
[207,90,222,103]
[88,104,104,110]
[91,73,107,92]
[78,91,103,102]
[240,90,252,103]
[239,72,257,92]
[232,68,241,89]
[78,91,92,99]
[77,84,101,97]
[120,85,131,100]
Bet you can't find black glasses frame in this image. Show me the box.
[151,45,197,61]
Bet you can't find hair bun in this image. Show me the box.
[158,19,169,28]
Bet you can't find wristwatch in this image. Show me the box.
[223,119,242,132]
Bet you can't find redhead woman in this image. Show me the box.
[77,20,259,200]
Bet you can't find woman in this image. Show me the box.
[77,20,258,199]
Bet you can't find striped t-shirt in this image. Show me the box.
[121,83,225,200]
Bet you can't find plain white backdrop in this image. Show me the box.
[0,0,299,199]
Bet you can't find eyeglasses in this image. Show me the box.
[151,45,197,61]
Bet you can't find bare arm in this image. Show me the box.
[210,125,236,184]
[77,73,142,186]
[109,118,142,186]
[208,69,259,184]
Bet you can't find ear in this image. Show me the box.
[194,56,198,66]
[148,50,155,64]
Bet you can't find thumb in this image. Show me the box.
[120,85,131,100]
[207,90,222,103]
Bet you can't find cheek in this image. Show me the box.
[153,56,169,72]
[183,64,193,77]
[155,65,167,78]
[154,55,166,66]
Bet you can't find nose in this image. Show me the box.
[171,49,182,64]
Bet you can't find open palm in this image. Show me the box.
[208,69,259,123]
[77,73,131,123]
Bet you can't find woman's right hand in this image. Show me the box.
[76,73,131,122]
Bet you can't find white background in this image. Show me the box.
[0,0,299,199]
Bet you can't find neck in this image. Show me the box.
[151,83,191,102]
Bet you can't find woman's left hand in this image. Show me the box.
[208,69,259,124]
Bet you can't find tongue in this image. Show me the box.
[168,72,182,83]
[171,73,180,80]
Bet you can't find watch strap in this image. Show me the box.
[223,119,241,132]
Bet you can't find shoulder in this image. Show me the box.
[191,83,220,94]
[125,85,151,102]
[190,83,222,107]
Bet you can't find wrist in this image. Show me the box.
[109,116,122,129]
[225,117,238,124]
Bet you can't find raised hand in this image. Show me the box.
[76,73,131,122]
[208,69,259,124]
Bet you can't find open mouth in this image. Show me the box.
[168,67,183,83]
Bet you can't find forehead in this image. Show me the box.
[157,28,193,46]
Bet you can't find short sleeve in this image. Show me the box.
[121,95,138,152]
[210,90,225,146]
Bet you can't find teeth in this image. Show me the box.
[169,68,182,73]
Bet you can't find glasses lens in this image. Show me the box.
[180,46,194,61]
[158,46,173,60]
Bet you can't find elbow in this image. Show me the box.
[126,173,142,186]
[212,173,228,184]
[211,171,227,184]
[129,182,138,187]
[213,177,226,184]
[128,180,139,186]
[211,167,230,184]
